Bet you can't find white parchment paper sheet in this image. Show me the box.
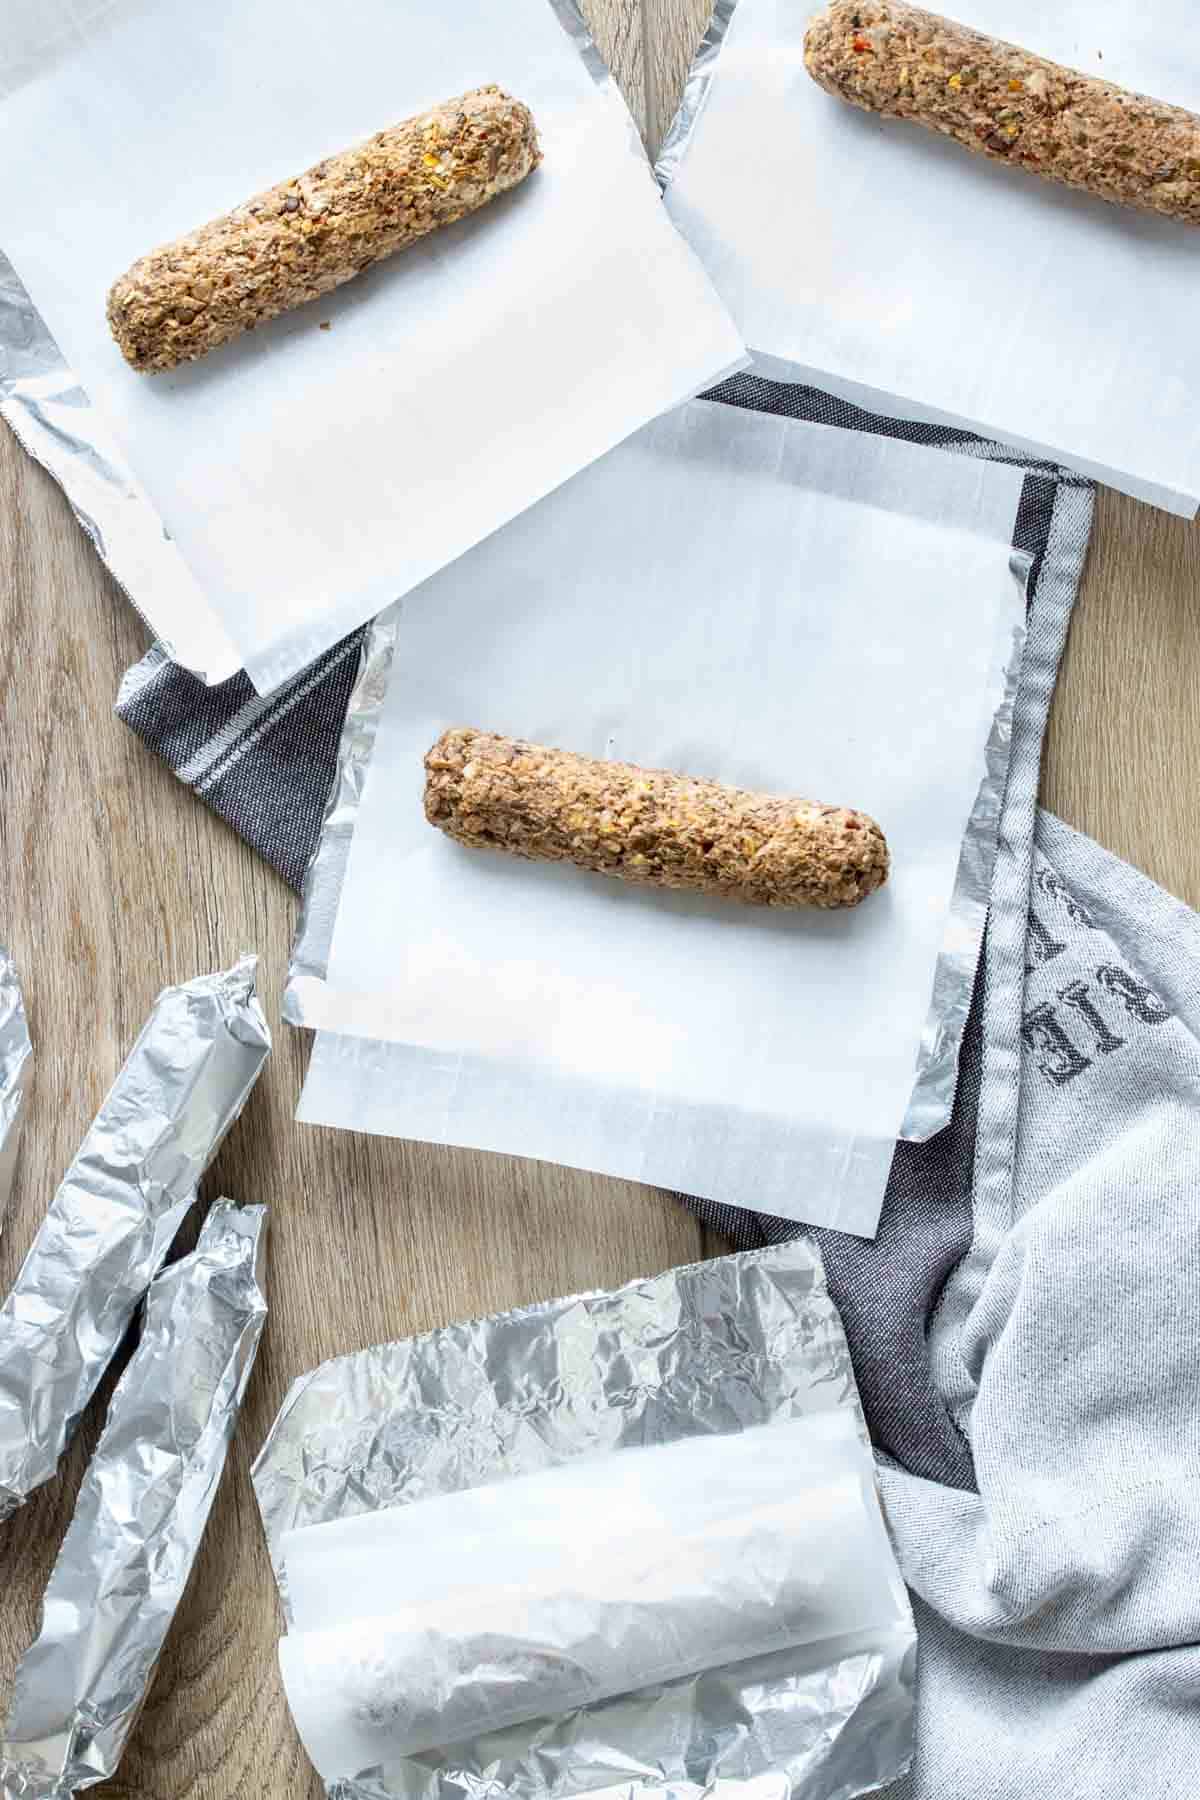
[0,0,744,693]
[662,0,1200,515]
[297,399,1025,1234]
[276,1415,908,1779]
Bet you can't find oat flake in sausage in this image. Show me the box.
[107,86,541,372]
[805,1,1200,226]
[424,728,890,911]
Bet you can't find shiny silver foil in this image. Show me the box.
[0,1200,269,1799]
[254,1240,917,1800]
[549,0,622,93]
[0,947,32,1237]
[0,956,271,1519]
[0,250,240,684]
[283,609,399,1028]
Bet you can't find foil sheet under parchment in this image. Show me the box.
[253,1240,917,1800]
[901,582,1026,1139]
[0,948,32,1236]
[0,1200,270,1799]
[0,956,271,1519]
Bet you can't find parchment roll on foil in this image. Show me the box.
[0,1200,269,1800]
[255,1241,918,1800]
[0,957,271,1519]
[277,1414,908,1775]
[0,949,32,1236]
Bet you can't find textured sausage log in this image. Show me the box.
[107,87,541,372]
[805,2,1200,226]
[424,728,889,910]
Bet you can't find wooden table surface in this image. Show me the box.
[1,2,1198,1794]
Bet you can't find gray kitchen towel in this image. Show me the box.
[699,806,1200,1794]
[874,809,1200,1797]
[116,630,366,890]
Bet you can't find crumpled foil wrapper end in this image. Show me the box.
[0,1199,269,1800]
[0,955,271,1520]
[0,948,32,1238]
[255,1240,916,1800]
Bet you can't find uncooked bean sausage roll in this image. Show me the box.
[424,728,890,911]
[805,1,1200,226]
[107,86,541,371]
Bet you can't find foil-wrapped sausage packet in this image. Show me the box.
[0,956,271,1518]
[0,1200,269,1798]
[254,1239,917,1800]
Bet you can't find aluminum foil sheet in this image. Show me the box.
[0,948,32,1237]
[0,956,271,1519]
[253,1241,917,1800]
[0,250,240,684]
[283,609,399,1027]
[0,1200,269,1799]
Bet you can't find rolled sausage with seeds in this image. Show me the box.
[805,1,1200,226]
[424,728,889,910]
[107,86,541,372]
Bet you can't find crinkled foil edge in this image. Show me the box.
[0,948,31,1240]
[0,251,240,684]
[283,609,399,1026]
[547,0,619,95]
[653,0,739,191]
[899,569,1029,1141]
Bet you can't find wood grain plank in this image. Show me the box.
[644,0,711,152]
[581,0,648,136]
[1042,490,1200,908]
